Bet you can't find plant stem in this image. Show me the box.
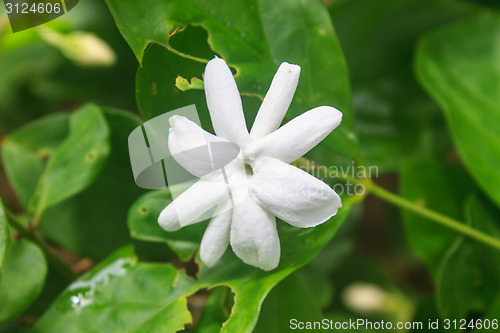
[368,183,500,250]
[5,210,76,281]
[297,157,500,251]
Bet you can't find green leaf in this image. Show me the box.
[195,287,232,333]
[1,108,144,260]
[37,200,350,332]
[175,75,204,91]
[1,114,69,208]
[30,104,111,214]
[330,0,476,171]
[128,191,351,332]
[0,200,7,268]
[38,108,146,260]
[400,160,475,278]
[32,246,195,332]
[438,194,500,319]
[135,42,214,129]
[5,113,69,152]
[416,12,500,207]
[254,271,323,332]
[107,0,359,164]
[0,239,47,322]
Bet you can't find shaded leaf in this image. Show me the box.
[416,12,500,207]
[39,108,146,260]
[30,104,111,214]
[195,287,232,333]
[254,271,323,332]
[1,113,69,208]
[438,194,500,318]
[0,239,47,322]
[330,0,476,171]
[400,160,474,277]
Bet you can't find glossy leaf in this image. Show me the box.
[0,239,47,322]
[400,160,474,277]
[30,104,111,214]
[438,194,500,318]
[106,0,359,165]
[330,0,476,171]
[37,199,350,332]
[416,12,500,207]
[32,246,195,332]
[128,191,350,332]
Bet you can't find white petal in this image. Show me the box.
[250,157,341,228]
[168,115,239,178]
[244,106,342,164]
[200,200,232,266]
[204,57,250,146]
[250,62,301,140]
[158,178,229,230]
[230,196,280,271]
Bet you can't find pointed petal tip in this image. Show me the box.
[206,56,229,71]
[168,114,192,129]
[168,114,182,127]
[279,62,301,75]
[158,207,182,232]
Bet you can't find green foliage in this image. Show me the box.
[400,160,475,277]
[0,201,8,268]
[330,0,476,171]
[127,189,351,331]
[32,246,193,332]
[1,0,500,331]
[438,194,500,319]
[35,205,350,333]
[417,12,500,207]
[0,236,47,322]
[38,108,146,260]
[254,271,323,332]
[30,104,110,215]
[1,114,69,209]
[106,0,359,166]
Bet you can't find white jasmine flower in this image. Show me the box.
[158,57,343,270]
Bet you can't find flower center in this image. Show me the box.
[244,163,253,176]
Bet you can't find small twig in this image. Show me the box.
[5,210,76,281]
